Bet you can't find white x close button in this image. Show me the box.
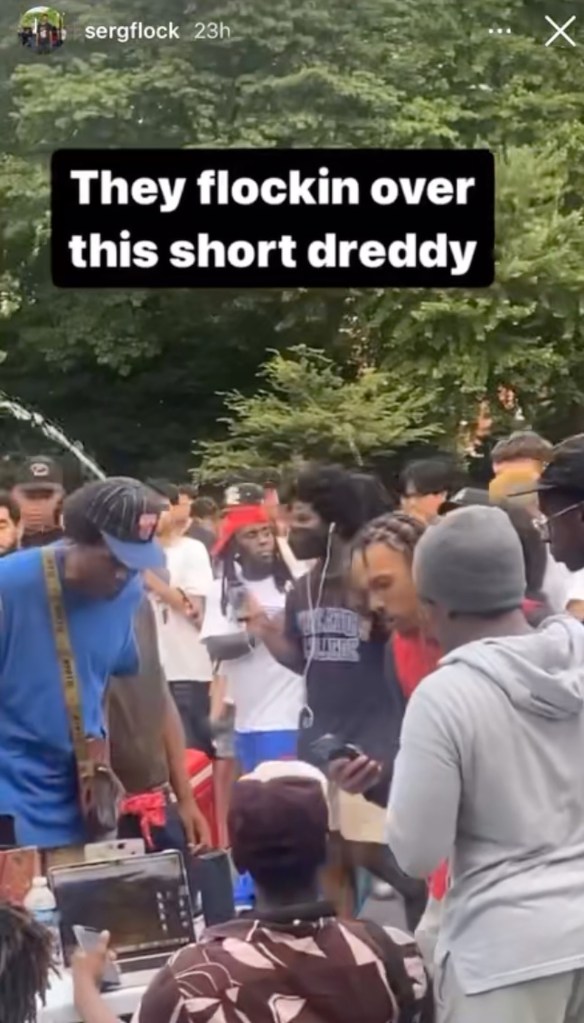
[545,15,577,46]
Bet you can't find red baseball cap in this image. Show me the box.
[213,504,270,556]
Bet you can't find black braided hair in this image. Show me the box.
[0,901,56,1023]
[350,513,426,639]
[353,512,426,563]
[218,532,293,617]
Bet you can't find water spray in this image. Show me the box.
[0,393,105,479]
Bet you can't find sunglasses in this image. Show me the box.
[536,501,584,543]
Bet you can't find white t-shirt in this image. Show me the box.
[542,551,572,613]
[151,537,214,682]
[565,568,584,608]
[543,552,584,613]
[200,575,303,733]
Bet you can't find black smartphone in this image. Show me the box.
[227,580,248,620]
[310,733,363,766]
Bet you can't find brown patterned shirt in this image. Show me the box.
[135,906,432,1023]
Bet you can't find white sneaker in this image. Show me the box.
[371,880,395,900]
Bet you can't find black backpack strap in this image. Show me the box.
[352,918,435,1023]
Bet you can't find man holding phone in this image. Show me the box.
[72,927,121,990]
[200,503,302,906]
[200,504,302,775]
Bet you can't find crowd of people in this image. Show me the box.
[2,428,584,1023]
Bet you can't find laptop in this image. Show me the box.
[49,850,195,974]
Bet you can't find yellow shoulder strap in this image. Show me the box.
[41,548,92,777]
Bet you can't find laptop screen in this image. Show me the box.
[50,851,195,964]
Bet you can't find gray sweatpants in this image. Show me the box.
[436,957,584,1023]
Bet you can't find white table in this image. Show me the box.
[38,968,156,1023]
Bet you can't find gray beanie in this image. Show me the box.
[413,505,526,614]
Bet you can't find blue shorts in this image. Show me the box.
[232,729,298,907]
[234,730,298,774]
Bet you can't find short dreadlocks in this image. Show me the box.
[352,512,426,562]
[0,901,56,1023]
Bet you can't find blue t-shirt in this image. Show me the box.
[0,546,142,848]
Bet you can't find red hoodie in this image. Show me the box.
[392,633,441,700]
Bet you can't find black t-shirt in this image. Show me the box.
[284,570,405,767]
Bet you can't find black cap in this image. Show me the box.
[63,477,165,571]
[438,487,491,515]
[15,455,63,490]
[224,482,264,507]
[531,436,584,497]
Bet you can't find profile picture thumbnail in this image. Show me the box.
[18,6,66,53]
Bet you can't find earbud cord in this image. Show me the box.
[300,524,335,729]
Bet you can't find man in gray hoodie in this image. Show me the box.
[387,505,584,1022]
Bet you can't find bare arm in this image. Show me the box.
[247,609,305,674]
[243,585,305,673]
[163,690,192,805]
[144,570,195,616]
[210,672,228,722]
[163,689,211,849]
[73,982,119,1023]
[72,938,121,1023]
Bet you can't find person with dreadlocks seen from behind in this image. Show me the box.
[0,901,56,1023]
[200,499,303,906]
[244,466,418,922]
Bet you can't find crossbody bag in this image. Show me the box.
[41,548,123,840]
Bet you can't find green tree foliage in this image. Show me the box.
[196,346,443,481]
[350,144,584,437]
[0,0,582,474]
[342,1,584,439]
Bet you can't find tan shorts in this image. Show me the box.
[329,784,386,844]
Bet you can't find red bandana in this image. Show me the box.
[213,504,270,556]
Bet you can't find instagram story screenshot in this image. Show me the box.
[1,3,584,1023]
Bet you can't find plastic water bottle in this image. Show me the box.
[24,876,64,968]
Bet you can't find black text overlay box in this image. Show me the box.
[51,149,495,288]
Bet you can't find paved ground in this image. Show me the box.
[361,887,408,929]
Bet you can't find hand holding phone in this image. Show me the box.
[72,926,121,990]
[229,581,248,620]
[310,733,364,766]
[327,754,384,796]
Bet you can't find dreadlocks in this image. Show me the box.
[0,901,56,1023]
[218,533,293,617]
[350,514,426,639]
[353,512,426,561]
